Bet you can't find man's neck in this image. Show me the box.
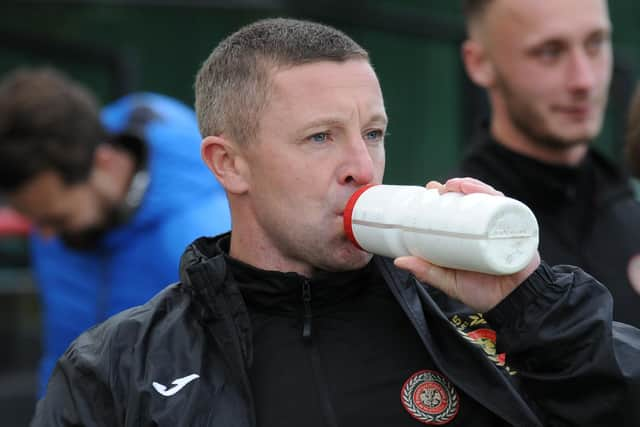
[227,211,315,278]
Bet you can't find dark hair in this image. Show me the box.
[0,67,104,192]
[626,83,640,178]
[195,17,369,145]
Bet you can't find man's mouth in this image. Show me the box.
[554,105,592,119]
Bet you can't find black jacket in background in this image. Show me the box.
[457,128,640,328]
[31,233,640,426]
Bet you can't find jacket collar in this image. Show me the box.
[182,233,377,315]
[464,125,634,210]
[179,233,257,426]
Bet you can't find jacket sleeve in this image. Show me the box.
[485,262,640,426]
[30,328,122,427]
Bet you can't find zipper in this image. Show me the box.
[302,279,313,340]
[300,278,339,427]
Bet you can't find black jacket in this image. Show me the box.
[457,130,640,328]
[32,234,640,426]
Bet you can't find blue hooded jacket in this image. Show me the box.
[30,93,231,395]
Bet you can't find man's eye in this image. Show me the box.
[310,132,329,143]
[530,42,564,64]
[539,45,561,60]
[365,129,384,142]
[586,34,608,55]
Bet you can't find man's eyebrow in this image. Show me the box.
[368,113,388,125]
[302,116,348,130]
[300,112,388,132]
[525,25,612,49]
[586,27,611,40]
[524,36,565,50]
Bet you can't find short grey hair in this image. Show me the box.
[194,17,369,144]
[461,0,495,35]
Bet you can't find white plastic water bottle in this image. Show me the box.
[343,184,539,275]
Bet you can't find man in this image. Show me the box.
[0,68,231,395]
[457,0,640,327]
[32,18,640,426]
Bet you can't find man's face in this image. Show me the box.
[482,0,612,149]
[237,59,387,275]
[10,170,113,249]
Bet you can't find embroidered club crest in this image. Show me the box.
[401,370,459,425]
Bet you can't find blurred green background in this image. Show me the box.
[2,1,639,182]
[1,1,639,425]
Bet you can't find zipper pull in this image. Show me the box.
[302,280,312,341]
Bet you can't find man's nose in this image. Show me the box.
[339,136,376,186]
[567,49,597,93]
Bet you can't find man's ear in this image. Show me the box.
[461,39,495,88]
[92,144,115,170]
[90,144,123,190]
[201,135,249,194]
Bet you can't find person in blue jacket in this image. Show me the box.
[0,67,231,395]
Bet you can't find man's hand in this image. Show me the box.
[394,177,540,312]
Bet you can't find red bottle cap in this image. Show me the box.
[343,184,377,250]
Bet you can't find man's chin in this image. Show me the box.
[60,229,106,251]
[331,245,373,271]
[553,119,602,145]
[60,208,123,250]
[534,127,594,151]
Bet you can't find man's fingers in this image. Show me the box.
[394,256,454,294]
[444,177,503,196]
[425,178,503,197]
[425,180,443,191]
[394,256,429,276]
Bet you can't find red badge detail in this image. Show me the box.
[401,370,459,425]
[466,328,506,366]
[628,254,640,295]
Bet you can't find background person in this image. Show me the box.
[456,0,640,327]
[0,67,231,395]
